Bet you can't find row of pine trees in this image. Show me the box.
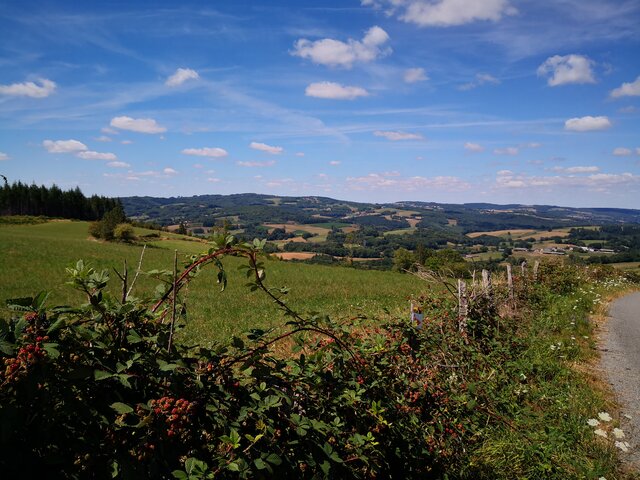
[0,181,121,220]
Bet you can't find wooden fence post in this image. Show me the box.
[520,261,527,277]
[458,279,468,333]
[482,269,492,298]
[533,260,540,282]
[506,264,514,304]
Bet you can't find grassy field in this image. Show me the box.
[466,227,574,240]
[0,221,425,345]
[612,261,640,272]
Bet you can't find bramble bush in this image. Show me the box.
[0,237,636,478]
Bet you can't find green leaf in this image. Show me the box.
[46,318,66,335]
[126,329,142,344]
[185,457,208,475]
[253,458,267,470]
[5,296,35,310]
[171,471,188,480]
[0,339,15,356]
[43,342,60,359]
[265,453,282,466]
[111,402,134,414]
[94,370,113,380]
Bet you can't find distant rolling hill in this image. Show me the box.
[121,193,640,233]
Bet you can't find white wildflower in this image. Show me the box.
[594,428,607,438]
[623,414,632,420]
[598,412,612,422]
[613,428,625,439]
[614,441,631,452]
[587,418,600,427]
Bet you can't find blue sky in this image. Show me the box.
[1,0,639,207]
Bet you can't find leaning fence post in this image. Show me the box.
[520,260,527,277]
[458,279,468,333]
[506,264,514,304]
[533,260,540,282]
[482,269,492,298]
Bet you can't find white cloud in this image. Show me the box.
[618,106,637,113]
[181,147,228,158]
[77,151,117,161]
[525,142,542,148]
[0,78,56,98]
[163,167,178,175]
[165,68,200,87]
[329,160,341,166]
[95,135,112,142]
[610,76,640,98]
[292,26,391,68]
[107,161,130,168]
[364,0,516,27]
[43,139,88,153]
[637,147,640,156]
[493,147,519,155]
[207,177,221,183]
[459,73,500,90]
[110,116,166,134]
[295,152,305,157]
[564,116,611,132]
[121,140,133,145]
[613,147,632,156]
[537,55,595,86]
[404,67,428,83]
[249,142,283,155]
[374,130,424,141]
[495,169,638,190]
[101,127,118,135]
[347,172,471,192]
[305,82,369,100]
[237,160,276,167]
[552,166,600,173]
[0,152,9,161]
[464,142,484,152]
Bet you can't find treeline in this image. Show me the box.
[0,181,120,220]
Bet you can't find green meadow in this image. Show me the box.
[0,221,425,345]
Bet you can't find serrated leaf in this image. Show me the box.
[46,318,66,335]
[111,402,134,414]
[265,453,282,466]
[0,339,15,356]
[94,370,113,380]
[43,342,60,359]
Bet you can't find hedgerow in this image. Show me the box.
[0,236,635,478]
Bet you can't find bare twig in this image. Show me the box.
[126,245,146,300]
[168,250,178,351]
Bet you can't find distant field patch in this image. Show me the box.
[464,251,503,262]
[384,228,417,236]
[447,218,458,226]
[406,218,420,228]
[273,252,317,260]
[467,229,537,239]
[612,261,640,272]
[264,223,331,242]
[467,227,576,240]
[310,222,353,230]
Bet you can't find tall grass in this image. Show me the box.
[0,221,424,344]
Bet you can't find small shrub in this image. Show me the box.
[114,223,135,242]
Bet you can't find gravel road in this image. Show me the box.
[600,291,640,470]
